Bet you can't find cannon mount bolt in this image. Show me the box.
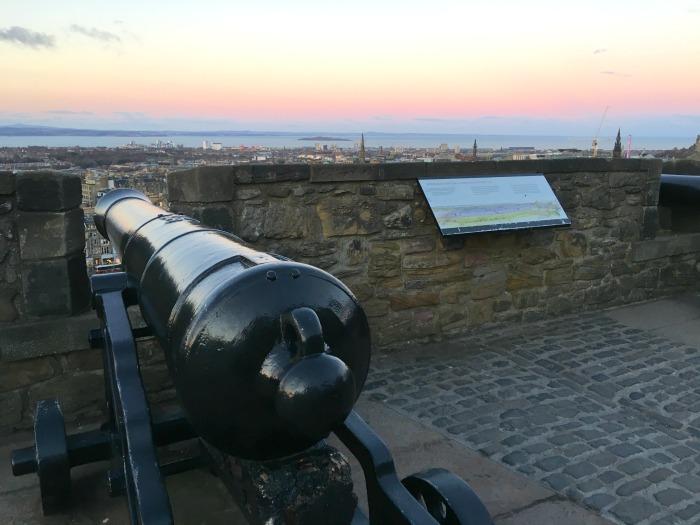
[266,270,277,281]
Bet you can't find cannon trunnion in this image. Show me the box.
[94,189,370,460]
[11,189,492,525]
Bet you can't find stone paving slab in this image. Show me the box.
[366,301,700,525]
[2,397,607,524]
[331,397,612,523]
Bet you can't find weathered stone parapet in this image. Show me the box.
[0,170,105,434]
[165,158,693,351]
[0,171,21,322]
[0,330,174,436]
[14,171,90,318]
[16,170,82,211]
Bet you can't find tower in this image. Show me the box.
[613,129,622,158]
[472,139,477,160]
[359,133,366,163]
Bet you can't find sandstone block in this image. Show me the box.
[18,208,85,260]
[16,171,82,211]
[376,184,414,200]
[318,200,381,237]
[520,247,556,265]
[609,172,643,189]
[199,206,234,232]
[544,266,573,286]
[557,231,587,257]
[263,205,306,239]
[471,266,506,300]
[402,236,435,254]
[641,207,658,240]
[0,390,22,429]
[0,285,18,322]
[631,234,700,262]
[21,254,90,317]
[584,283,618,305]
[546,296,573,315]
[266,186,292,198]
[368,242,400,278]
[468,299,494,325]
[238,205,265,241]
[403,250,460,270]
[507,265,543,291]
[574,258,609,281]
[389,292,439,311]
[440,281,471,304]
[310,164,379,182]
[0,171,15,195]
[363,299,390,318]
[236,188,261,200]
[167,166,235,202]
[27,372,105,421]
[513,290,540,309]
[383,205,413,229]
[439,236,465,251]
[0,357,55,393]
[344,238,366,266]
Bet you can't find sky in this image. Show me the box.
[1,0,699,137]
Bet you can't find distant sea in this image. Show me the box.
[0,133,693,151]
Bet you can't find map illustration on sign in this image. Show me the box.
[418,174,570,236]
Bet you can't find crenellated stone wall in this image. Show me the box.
[168,159,700,349]
[0,171,173,436]
[4,158,700,437]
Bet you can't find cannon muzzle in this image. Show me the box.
[94,189,370,460]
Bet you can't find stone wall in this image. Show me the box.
[0,171,21,323]
[0,171,176,436]
[3,159,700,437]
[168,159,700,349]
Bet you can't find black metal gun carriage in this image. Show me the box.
[11,189,493,525]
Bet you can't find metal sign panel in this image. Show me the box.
[418,174,570,236]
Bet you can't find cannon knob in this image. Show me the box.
[275,308,356,441]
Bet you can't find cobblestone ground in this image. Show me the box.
[365,313,700,525]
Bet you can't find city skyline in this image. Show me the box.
[1,0,699,136]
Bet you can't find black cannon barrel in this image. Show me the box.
[94,189,371,460]
[659,174,700,208]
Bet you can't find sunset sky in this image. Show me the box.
[1,0,699,136]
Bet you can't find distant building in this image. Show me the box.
[202,140,209,150]
[211,142,223,151]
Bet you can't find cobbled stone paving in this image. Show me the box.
[365,313,700,525]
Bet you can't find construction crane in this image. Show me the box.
[591,106,610,158]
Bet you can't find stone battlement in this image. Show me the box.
[168,158,691,349]
[3,157,700,437]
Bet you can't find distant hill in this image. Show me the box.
[657,135,700,162]
[299,136,350,141]
[0,125,296,137]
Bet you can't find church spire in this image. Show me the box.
[613,128,622,158]
[472,139,478,160]
[359,133,366,163]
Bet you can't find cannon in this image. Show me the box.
[659,174,700,207]
[11,189,493,525]
[658,174,700,233]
